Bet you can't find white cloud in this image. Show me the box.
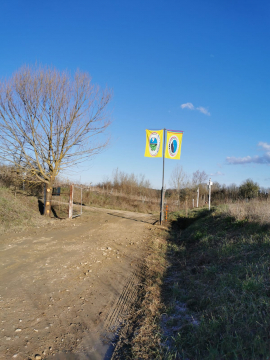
[181,102,194,110]
[226,142,270,165]
[196,106,210,116]
[227,156,254,164]
[258,142,270,151]
[210,171,224,176]
[180,102,210,116]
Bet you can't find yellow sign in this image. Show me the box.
[144,129,163,158]
[165,131,183,160]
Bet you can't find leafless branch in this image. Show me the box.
[0,65,112,186]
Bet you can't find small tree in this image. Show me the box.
[227,183,239,201]
[0,65,112,214]
[192,170,208,186]
[170,165,187,205]
[239,179,259,199]
[192,170,208,204]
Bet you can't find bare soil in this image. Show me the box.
[0,207,156,360]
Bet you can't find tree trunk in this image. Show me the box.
[44,183,53,216]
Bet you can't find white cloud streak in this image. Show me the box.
[181,102,194,110]
[210,171,224,176]
[180,103,210,116]
[196,106,210,116]
[258,142,270,151]
[226,142,270,165]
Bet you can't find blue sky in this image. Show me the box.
[1,0,270,188]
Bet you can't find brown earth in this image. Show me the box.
[0,207,157,360]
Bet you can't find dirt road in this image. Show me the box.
[0,207,156,360]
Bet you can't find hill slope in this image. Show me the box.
[0,187,51,233]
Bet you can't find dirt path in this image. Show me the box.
[0,207,156,360]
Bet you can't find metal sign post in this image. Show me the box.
[208,178,213,210]
[160,128,166,225]
[146,128,183,225]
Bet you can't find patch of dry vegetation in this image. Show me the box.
[0,187,52,234]
[82,190,160,214]
[222,199,270,224]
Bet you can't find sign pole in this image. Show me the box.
[160,128,166,225]
[208,178,213,210]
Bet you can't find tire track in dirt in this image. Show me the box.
[104,264,141,332]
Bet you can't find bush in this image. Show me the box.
[239,179,260,199]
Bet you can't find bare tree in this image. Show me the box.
[192,170,208,205]
[170,165,187,205]
[192,170,208,186]
[0,65,112,214]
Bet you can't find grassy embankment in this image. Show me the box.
[113,201,270,360]
[0,187,52,233]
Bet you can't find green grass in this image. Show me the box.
[161,207,270,360]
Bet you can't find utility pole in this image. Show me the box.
[196,187,199,208]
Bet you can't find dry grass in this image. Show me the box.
[82,189,160,214]
[0,187,52,234]
[220,199,270,224]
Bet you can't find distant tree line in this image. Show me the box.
[167,165,268,205]
[211,179,268,202]
[1,162,268,208]
[97,168,159,198]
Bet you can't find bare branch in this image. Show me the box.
[0,65,112,186]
